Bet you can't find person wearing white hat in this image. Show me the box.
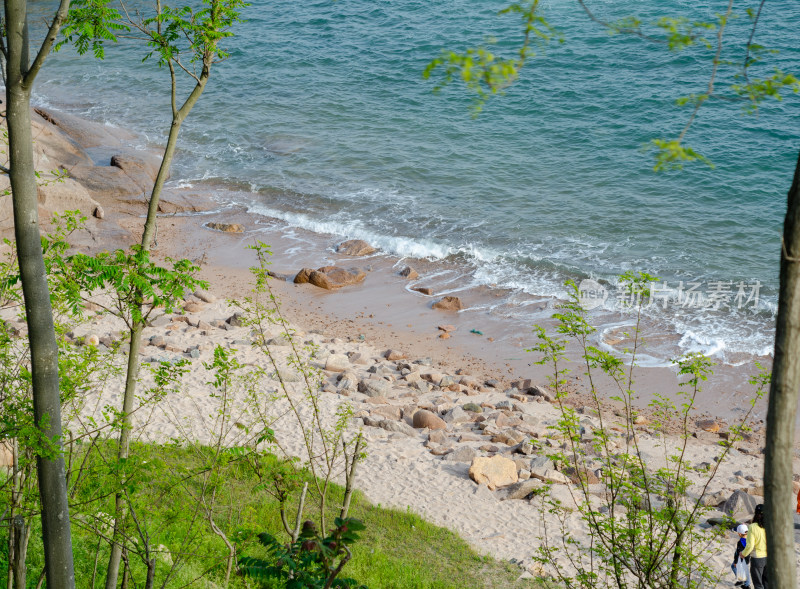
[742,504,768,589]
[732,523,752,588]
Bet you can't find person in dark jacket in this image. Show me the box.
[732,523,751,588]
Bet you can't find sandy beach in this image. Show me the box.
[6,105,798,583]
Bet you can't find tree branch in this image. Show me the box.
[24,0,71,87]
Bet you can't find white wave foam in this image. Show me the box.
[677,330,727,358]
[247,204,453,260]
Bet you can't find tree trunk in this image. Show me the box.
[12,515,30,589]
[3,1,75,587]
[105,323,144,589]
[765,148,800,589]
[144,558,155,589]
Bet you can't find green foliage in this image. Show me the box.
[653,16,714,50]
[423,0,561,115]
[647,139,715,172]
[57,246,206,327]
[732,69,800,113]
[526,274,763,588]
[141,0,248,67]
[240,517,368,589]
[3,441,537,588]
[58,0,128,58]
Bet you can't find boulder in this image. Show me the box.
[530,453,553,467]
[227,312,246,327]
[358,379,394,398]
[294,268,313,284]
[563,466,600,485]
[324,354,350,372]
[413,287,434,296]
[110,153,162,191]
[33,107,136,149]
[529,386,553,402]
[468,455,518,490]
[428,430,449,445]
[443,406,472,425]
[412,409,447,430]
[377,420,416,436]
[444,445,478,463]
[697,419,721,433]
[399,266,419,280]
[496,413,522,428]
[372,405,402,421]
[384,349,405,361]
[183,301,205,313]
[62,164,143,198]
[35,176,101,223]
[336,239,376,256]
[308,267,366,290]
[723,490,758,520]
[206,222,245,233]
[497,479,543,501]
[699,490,728,507]
[432,296,463,311]
[530,468,569,485]
[30,110,93,167]
[194,289,217,303]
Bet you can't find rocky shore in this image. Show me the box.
[2,105,797,581]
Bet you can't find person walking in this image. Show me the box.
[741,504,768,589]
[732,523,751,588]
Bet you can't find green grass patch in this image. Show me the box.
[1,441,543,588]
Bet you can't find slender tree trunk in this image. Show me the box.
[105,324,144,589]
[12,515,30,589]
[143,558,155,589]
[140,117,184,251]
[4,1,75,587]
[105,65,207,589]
[765,148,800,589]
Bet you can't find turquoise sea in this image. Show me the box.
[30,0,800,363]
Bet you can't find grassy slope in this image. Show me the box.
[1,442,541,588]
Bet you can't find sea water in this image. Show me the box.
[29,0,800,364]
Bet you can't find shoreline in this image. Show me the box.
[10,102,800,580]
[19,101,776,430]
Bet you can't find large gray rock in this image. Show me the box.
[377,420,416,436]
[324,354,350,372]
[443,406,472,425]
[723,490,758,520]
[110,153,161,191]
[444,445,478,463]
[530,468,569,485]
[63,164,143,198]
[497,479,543,501]
[530,456,554,470]
[358,378,395,398]
[372,405,402,421]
